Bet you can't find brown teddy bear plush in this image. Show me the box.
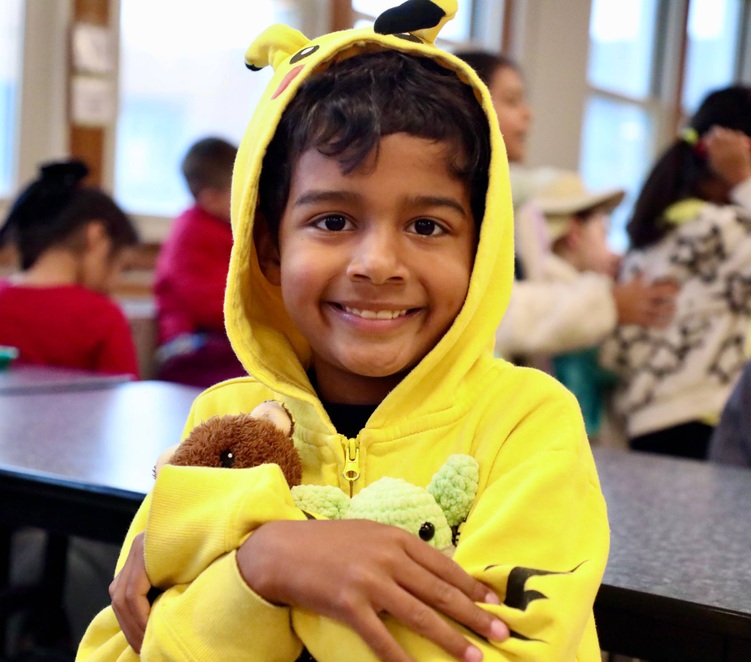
[154,400,302,487]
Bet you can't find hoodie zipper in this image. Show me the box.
[343,438,360,497]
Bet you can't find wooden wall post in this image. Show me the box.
[69,0,110,187]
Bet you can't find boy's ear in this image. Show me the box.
[254,208,281,286]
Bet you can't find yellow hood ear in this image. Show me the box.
[374,0,458,44]
[245,24,311,71]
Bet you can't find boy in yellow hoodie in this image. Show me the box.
[77,2,609,660]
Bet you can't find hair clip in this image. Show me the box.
[680,127,706,156]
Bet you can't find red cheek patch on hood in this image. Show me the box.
[272,65,305,100]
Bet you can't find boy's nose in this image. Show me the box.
[346,230,408,284]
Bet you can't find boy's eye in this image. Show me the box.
[409,219,446,236]
[314,215,351,232]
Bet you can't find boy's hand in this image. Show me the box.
[109,532,151,653]
[237,519,508,662]
[613,275,679,328]
[704,126,751,188]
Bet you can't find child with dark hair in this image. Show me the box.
[601,85,751,459]
[154,136,246,387]
[0,160,139,378]
[79,4,608,661]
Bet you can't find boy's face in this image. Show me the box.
[259,133,476,404]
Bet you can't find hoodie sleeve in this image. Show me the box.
[457,412,608,659]
[76,468,307,662]
[426,384,609,661]
[76,400,309,662]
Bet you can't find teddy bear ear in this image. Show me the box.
[249,400,293,436]
[291,484,351,520]
[427,454,479,528]
[245,24,312,71]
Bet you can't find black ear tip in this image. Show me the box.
[374,0,445,35]
[245,62,263,71]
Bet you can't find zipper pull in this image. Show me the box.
[343,438,360,497]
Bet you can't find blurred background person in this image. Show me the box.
[0,160,139,379]
[600,85,751,459]
[531,172,623,441]
[154,137,245,388]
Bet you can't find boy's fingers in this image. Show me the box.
[384,589,485,662]
[397,561,507,643]
[352,610,416,662]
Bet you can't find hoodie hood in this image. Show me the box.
[225,0,514,425]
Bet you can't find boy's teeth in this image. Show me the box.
[343,306,408,320]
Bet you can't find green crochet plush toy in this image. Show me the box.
[291,454,480,554]
[157,402,479,554]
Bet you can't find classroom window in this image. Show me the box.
[587,0,658,100]
[581,0,751,252]
[0,0,23,198]
[682,0,743,112]
[115,0,304,216]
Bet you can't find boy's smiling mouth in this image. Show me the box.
[329,303,419,321]
[341,305,410,320]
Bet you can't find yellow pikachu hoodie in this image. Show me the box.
[77,2,608,660]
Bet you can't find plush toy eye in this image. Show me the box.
[419,522,435,541]
[220,450,235,468]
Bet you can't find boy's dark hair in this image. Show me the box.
[181,137,237,199]
[0,160,138,270]
[452,50,520,88]
[259,50,491,237]
[627,85,751,250]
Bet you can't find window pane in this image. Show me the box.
[579,95,657,252]
[682,0,742,112]
[352,0,472,41]
[0,0,23,197]
[116,1,301,216]
[587,0,659,100]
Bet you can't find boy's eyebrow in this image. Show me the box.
[293,190,357,207]
[294,190,468,217]
[408,195,469,218]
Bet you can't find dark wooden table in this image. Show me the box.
[0,380,200,539]
[593,447,751,661]
[0,364,132,395]
[0,380,200,655]
[2,396,751,661]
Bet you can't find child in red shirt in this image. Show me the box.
[0,159,140,378]
[153,137,245,387]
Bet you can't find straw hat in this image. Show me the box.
[533,171,625,242]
